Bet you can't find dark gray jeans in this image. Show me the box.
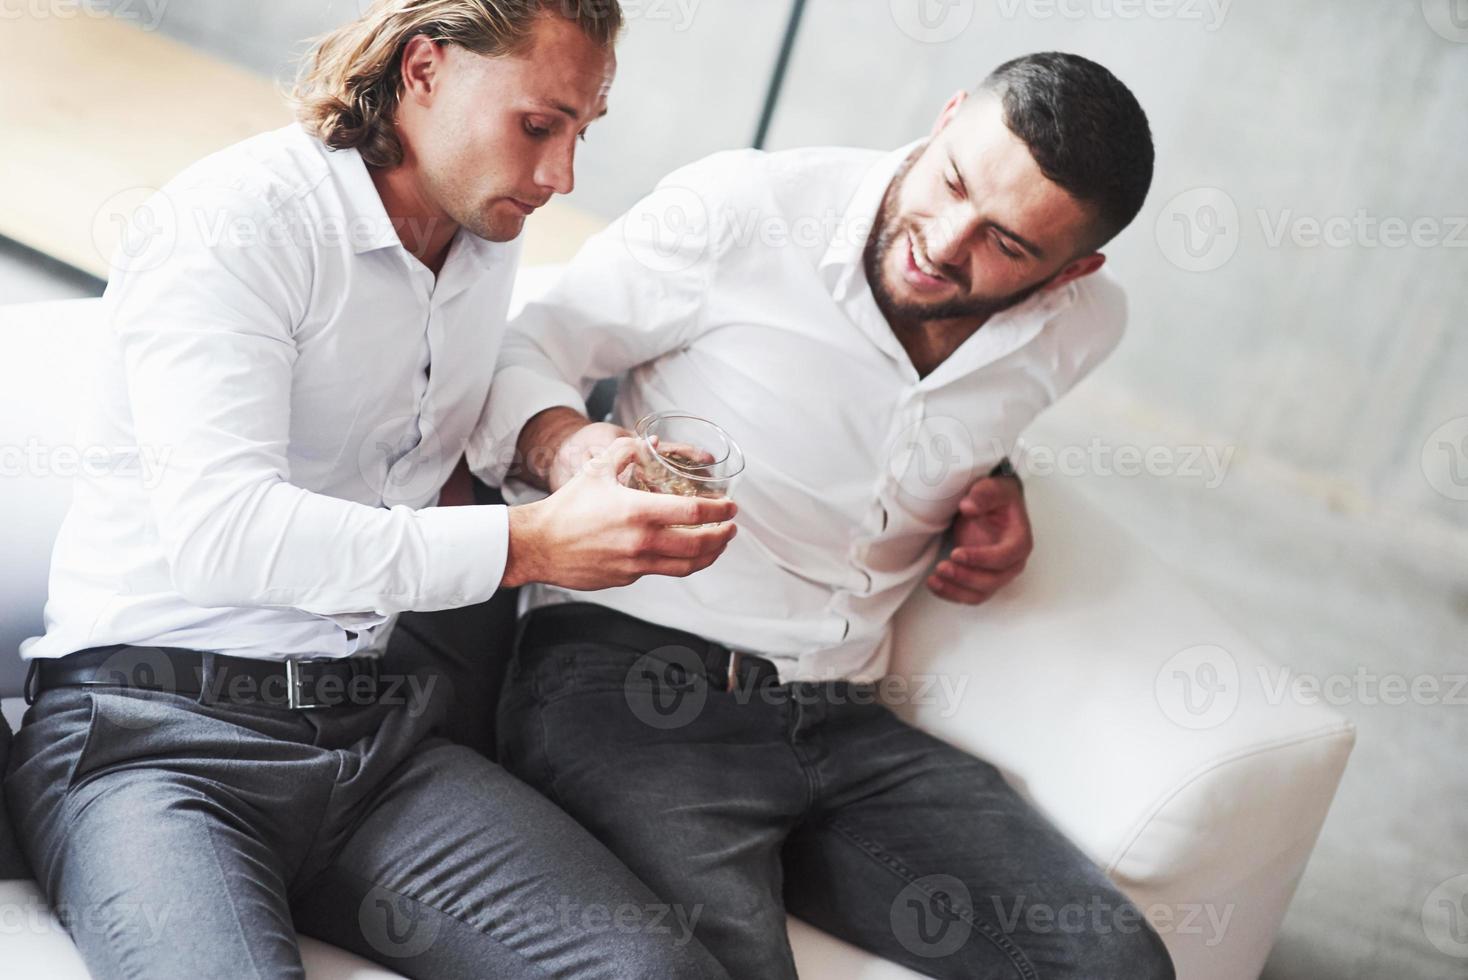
[497,605,1177,980]
[3,635,726,980]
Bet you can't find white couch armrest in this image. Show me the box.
[888,475,1354,980]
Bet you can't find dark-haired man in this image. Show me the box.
[480,53,1176,978]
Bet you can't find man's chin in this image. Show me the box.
[462,215,525,244]
[880,274,966,319]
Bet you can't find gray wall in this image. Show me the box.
[126,0,1467,541]
[765,1,1468,539]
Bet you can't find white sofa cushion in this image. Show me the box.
[0,296,1354,978]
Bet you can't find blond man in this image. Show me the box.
[6,2,733,977]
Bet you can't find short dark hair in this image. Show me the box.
[979,52,1154,249]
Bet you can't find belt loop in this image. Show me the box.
[512,609,533,658]
[23,658,40,706]
[725,649,742,694]
[196,653,216,706]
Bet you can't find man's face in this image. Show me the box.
[866,93,1102,324]
[404,14,616,243]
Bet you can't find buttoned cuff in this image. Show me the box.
[412,502,512,607]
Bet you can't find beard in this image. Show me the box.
[862,149,1053,325]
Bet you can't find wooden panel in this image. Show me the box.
[0,15,600,280]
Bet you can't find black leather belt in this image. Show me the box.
[25,644,382,710]
[518,603,782,693]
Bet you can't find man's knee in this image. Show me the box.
[608,930,730,980]
[1069,914,1176,980]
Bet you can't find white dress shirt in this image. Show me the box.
[471,143,1126,682]
[23,124,520,662]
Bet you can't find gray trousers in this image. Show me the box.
[3,631,725,979]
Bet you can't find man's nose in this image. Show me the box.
[535,142,576,197]
[926,206,977,266]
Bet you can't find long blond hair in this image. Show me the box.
[294,0,622,168]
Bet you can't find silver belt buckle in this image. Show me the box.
[725,650,742,693]
[285,657,323,710]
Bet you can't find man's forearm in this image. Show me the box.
[512,406,593,492]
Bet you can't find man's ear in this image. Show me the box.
[400,35,444,107]
[930,89,968,139]
[1043,253,1106,292]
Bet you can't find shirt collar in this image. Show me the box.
[316,136,403,255]
[819,140,922,300]
[314,130,510,291]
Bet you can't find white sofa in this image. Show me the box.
[0,295,1355,979]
